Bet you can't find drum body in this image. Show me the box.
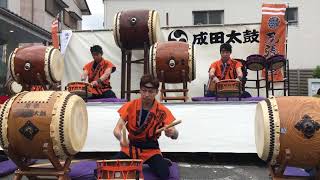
[96,159,143,180]
[113,10,160,50]
[6,80,22,95]
[216,80,242,97]
[255,96,320,167]
[0,91,88,159]
[149,41,195,83]
[67,82,93,98]
[9,45,64,85]
[267,54,286,70]
[246,54,266,71]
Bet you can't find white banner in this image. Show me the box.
[62,24,284,98]
[60,30,73,54]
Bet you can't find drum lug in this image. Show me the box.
[24,62,32,71]
[129,17,137,26]
[19,120,39,140]
[295,114,320,139]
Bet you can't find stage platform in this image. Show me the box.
[82,100,261,153]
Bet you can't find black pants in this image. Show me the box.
[112,151,171,180]
[90,89,116,99]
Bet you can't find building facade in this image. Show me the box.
[103,0,320,95]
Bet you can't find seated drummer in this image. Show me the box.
[81,45,116,99]
[207,43,243,97]
[113,74,179,180]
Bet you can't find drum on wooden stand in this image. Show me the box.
[96,159,143,180]
[113,10,160,50]
[246,54,266,71]
[267,54,286,70]
[216,80,242,97]
[8,45,64,85]
[0,91,88,159]
[149,41,195,83]
[66,82,93,98]
[255,96,320,169]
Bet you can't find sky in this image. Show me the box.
[82,0,104,30]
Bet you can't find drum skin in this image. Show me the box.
[0,91,88,159]
[6,80,22,95]
[113,10,160,50]
[149,41,195,83]
[255,96,320,168]
[8,45,64,85]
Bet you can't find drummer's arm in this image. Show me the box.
[100,67,112,81]
[209,68,219,82]
[113,118,125,141]
[81,70,88,82]
[236,67,243,81]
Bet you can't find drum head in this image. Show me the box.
[51,92,88,157]
[10,81,22,94]
[47,47,64,82]
[64,94,88,154]
[255,97,280,165]
[151,10,161,45]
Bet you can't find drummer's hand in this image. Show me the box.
[91,81,98,87]
[164,127,175,138]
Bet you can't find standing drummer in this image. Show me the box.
[81,45,117,99]
[113,74,179,180]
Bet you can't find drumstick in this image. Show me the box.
[122,122,128,145]
[156,120,182,134]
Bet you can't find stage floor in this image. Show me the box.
[82,101,259,153]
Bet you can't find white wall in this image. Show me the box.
[103,0,320,69]
[7,0,20,15]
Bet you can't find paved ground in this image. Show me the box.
[1,153,271,180]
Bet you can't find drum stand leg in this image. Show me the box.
[160,70,189,102]
[7,143,72,180]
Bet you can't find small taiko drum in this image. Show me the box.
[6,80,23,95]
[0,91,88,159]
[67,82,93,98]
[8,45,64,85]
[255,96,320,168]
[267,54,286,70]
[96,159,144,180]
[149,41,196,83]
[246,54,266,71]
[113,10,160,50]
[216,80,242,97]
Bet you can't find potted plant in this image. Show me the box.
[308,65,320,96]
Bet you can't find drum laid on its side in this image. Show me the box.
[0,91,88,159]
[8,45,64,85]
[255,96,320,167]
[113,10,160,50]
[149,41,196,83]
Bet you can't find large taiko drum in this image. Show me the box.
[6,80,23,95]
[255,96,320,167]
[96,159,143,180]
[149,41,195,83]
[113,10,160,50]
[0,91,88,159]
[8,45,64,85]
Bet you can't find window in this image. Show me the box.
[45,0,64,17]
[0,0,7,8]
[285,7,298,24]
[193,10,224,25]
[63,10,78,29]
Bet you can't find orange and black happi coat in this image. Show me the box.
[83,58,115,95]
[118,98,175,161]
